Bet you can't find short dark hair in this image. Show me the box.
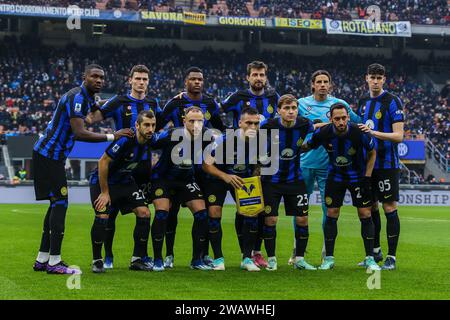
[185,66,203,79]
[241,107,259,117]
[247,61,268,76]
[277,94,298,109]
[184,106,204,116]
[129,65,150,78]
[137,110,155,124]
[84,64,104,74]
[311,70,332,93]
[367,63,386,76]
[330,103,348,117]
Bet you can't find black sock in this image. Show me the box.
[234,212,244,254]
[295,224,309,257]
[371,209,381,249]
[202,216,210,258]
[192,210,208,261]
[104,208,118,258]
[208,217,223,259]
[386,210,400,256]
[49,199,68,256]
[324,216,338,256]
[254,214,265,252]
[263,224,276,257]
[165,204,179,257]
[91,216,108,260]
[151,210,168,260]
[360,217,375,257]
[38,205,52,253]
[133,217,150,258]
[242,217,258,259]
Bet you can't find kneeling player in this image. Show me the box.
[150,106,211,271]
[302,103,380,271]
[202,107,262,271]
[260,94,317,271]
[89,111,156,273]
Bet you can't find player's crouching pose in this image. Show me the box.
[202,107,262,271]
[89,110,156,273]
[149,106,211,271]
[302,103,380,271]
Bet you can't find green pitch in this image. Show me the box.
[0,204,449,300]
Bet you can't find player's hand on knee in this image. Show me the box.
[113,128,134,139]
[225,174,244,189]
[94,192,111,212]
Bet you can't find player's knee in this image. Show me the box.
[262,224,276,239]
[371,202,379,211]
[327,208,340,218]
[193,209,208,221]
[208,217,221,233]
[382,201,397,213]
[208,206,222,218]
[155,210,169,220]
[135,207,151,218]
[188,200,206,213]
[153,198,170,212]
[357,208,371,219]
[295,216,308,226]
[243,217,258,233]
[265,216,277,226]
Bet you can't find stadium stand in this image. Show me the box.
[1,0,448,24]
[0,36,448,163]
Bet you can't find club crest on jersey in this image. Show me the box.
[60,186,68,196]
[307,106,312,111]
[205,111,211,120]
[296,138,304,147]
[335,156,351,167]
[267,105,274,114]
[326,111,331,118]
[365,120,375,129]
[74,103,82,113]
[375,111,382,119]
[208,195,216,203]
[347,147,356,156]
[280,148,295,160]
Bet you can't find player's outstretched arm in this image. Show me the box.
[202,162,244,189]
[70,118,134,142]
[85,110,104,125]
[94,153,112,212]
[358,122,404,143]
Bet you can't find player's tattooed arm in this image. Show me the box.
[94,153,113,212]
[71,118,134,142]
[358,122,404,143]
[365,148,376,178]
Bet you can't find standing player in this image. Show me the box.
[288,70,361,265]
[202,107,262,271]
[301,103,380,271]
[260,94,317,271]
[160,67,224,269]
[32,64,133,274]
[150,107,211,271]
[89,111,156,273]
[221,60,280,268]
[357,63,404,270]
[86,64,162,269]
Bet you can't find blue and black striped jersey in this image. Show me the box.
[100,93,163,130]
[89,129,153,186]
[162,93,224,131]
[260,117,314,184]
[34,85,95,161]
[222,89,280,128]
[307,123,375,183]
[357,91,404,170]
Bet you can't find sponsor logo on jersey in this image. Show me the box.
[280,148,295,160]
[365,119,375,129]
[335,156,351,167]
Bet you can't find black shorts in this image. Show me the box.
[324,178,372,208]
[262,180,309,217]
[371,169,400,203]
[150,179,203,204]
[199,179,235,207]
[90,182,147,215]
[32,151,67,201]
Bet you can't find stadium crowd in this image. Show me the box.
[1,0,448,25]
[0,35,448,162]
